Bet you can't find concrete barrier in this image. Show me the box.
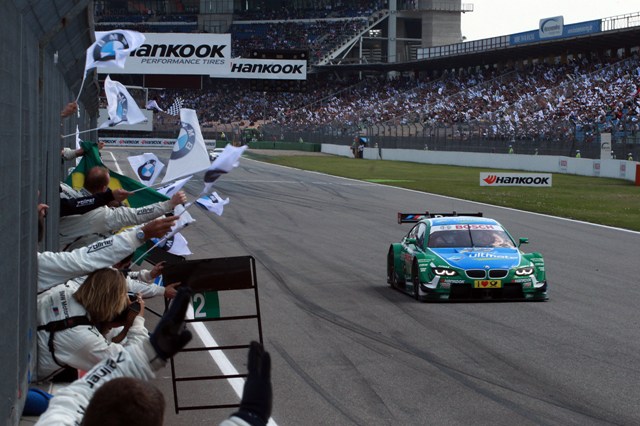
[321,144,638,183]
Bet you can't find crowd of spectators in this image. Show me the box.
[233,0,386,20]
[231,19,369,63]
[145,53,639,144]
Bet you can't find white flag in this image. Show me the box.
[202,144,248,194]
[100,76,147,128]
[161,109,210,183]
[75,126,82,166]
[151,232,192,257]
[85,30,145,71]
[156,175,192,198]
[145,100,163,112]
[127,153,165,185]
[196,192,229,216]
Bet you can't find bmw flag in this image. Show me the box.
[196,192,229,216]
[156,175,193,198]
[202,144,248,194]
[85,30,145,71]
[161,109,211,183]
[127,153,165,185]
[100,76,147,128]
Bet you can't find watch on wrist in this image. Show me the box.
[136,229,146,241]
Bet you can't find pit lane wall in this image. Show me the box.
[322,144,638,183]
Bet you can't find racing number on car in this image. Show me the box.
[474,280,502,288]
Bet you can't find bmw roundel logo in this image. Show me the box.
[171,122,196,160]
[116,92,128,121]
[163,236,174,250]
[138,160,156,181]
[93,32,129,64]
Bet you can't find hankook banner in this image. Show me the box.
[100,137,217,148]
[480,172,552,187]
[97,33,231,75]
[95,33,307,80]
[219,58,307,80]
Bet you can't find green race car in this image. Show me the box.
[387,212,548,302]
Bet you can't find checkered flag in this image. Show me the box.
[166,97,183,116]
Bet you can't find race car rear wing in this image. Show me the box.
[397,211,483,224]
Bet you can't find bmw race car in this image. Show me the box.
[387,212,548,302]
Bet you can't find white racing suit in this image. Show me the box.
[59,201,174,251]
[126,270,166,298]
[35,340,254,426]
[36,280,149,382]
[37,227,142,293]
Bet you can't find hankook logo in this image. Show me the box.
[132,44,226,58]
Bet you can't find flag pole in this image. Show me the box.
[61,126,102,138]
[75,71,88,103]
[131,202,198,265]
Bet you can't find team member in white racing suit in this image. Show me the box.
[37,202,177,293]
[34,286,194,426]
[36,268,149,382]
[59,190,187,251]
[35,288,277,426]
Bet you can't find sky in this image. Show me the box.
[460,0,639,41]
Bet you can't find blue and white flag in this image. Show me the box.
[151,232,192,257]
[202,144,248,194]
[100,76,147,128]
[161,109,210,183]
[85,30,145,71]
[196,192,229,216]
[156,175,193,198]
[127,153,165,185]
[75,125,82,166]
[145,100,163,112]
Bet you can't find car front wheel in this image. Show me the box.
[412,261,422,302]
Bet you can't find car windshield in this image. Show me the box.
[428,225,515,248]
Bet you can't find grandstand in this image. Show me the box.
[94,1,640,159]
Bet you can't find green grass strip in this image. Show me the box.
[246,153,640,232]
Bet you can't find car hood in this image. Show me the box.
[430,247,521,269]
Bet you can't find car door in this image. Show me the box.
[403,223,426,276]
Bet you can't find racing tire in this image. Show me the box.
[387,248,395,287]
[412,261,422,302]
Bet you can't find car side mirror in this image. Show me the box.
[405,237,417,245]
[518,237,529,247]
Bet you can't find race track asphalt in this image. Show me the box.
[107,148,640,426]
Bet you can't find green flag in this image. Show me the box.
[65,141,168,207]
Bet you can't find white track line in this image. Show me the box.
[187,306,278,425]
[107,151,123,174]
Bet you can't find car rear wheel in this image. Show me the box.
[412,261,422,302]
[387,248,397,287]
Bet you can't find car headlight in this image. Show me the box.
[433,267,457,276]
[515,267,535,276]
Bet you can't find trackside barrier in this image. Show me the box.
[161,256,263,413]
[636,164,640,186]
